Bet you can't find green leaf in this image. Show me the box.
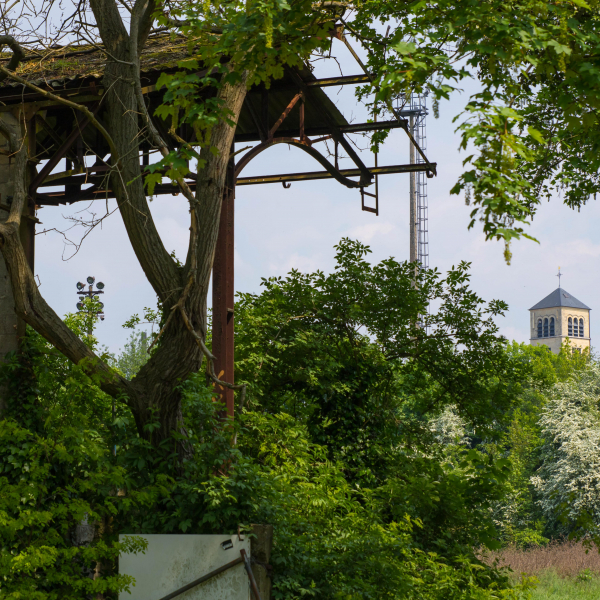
[527,126,547,145]
[145,173,162,196]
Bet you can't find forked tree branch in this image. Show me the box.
[0,111,131,400]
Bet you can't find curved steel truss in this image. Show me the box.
[234,136,362,189]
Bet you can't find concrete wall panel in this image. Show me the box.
[119,534,251,600]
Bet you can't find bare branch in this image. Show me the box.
[37,199,119,260]
[0,34,26,81]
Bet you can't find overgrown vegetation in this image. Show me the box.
[3,239,600,598]
[1,240,538,599]
[484,541,600,600]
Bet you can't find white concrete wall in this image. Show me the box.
[119,534,251,600]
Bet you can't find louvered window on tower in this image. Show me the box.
[529,285,590,349]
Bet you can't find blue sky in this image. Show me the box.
[32,40,600,354]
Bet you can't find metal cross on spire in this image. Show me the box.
[557,267,562,288]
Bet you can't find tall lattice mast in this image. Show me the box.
[396,92,429,269]
[412,93,429,270]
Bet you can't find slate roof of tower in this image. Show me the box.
[529,288,591,311]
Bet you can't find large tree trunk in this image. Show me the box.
[90,2,249,445]
[98,51,248,444]
[0,2,250,449]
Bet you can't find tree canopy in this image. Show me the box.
[0,241,536,599]
[0,0,597,442]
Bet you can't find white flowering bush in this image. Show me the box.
[532,363,600,535]
[429,405,470,447]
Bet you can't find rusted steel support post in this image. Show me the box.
[212,154,235,420]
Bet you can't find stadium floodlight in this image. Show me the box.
[75,277,106,324]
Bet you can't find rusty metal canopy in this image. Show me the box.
[0,34,434,207]
[0,35,358,149]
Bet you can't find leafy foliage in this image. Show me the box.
[350,0,600,253]
[477,342,594,546]
[235,238,524,463]
[532,362,600,539]
[0,240,539,598]
[0,328,149,599]
[234,240,535,560]
[153,0,600,259]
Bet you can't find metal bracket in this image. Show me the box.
[285,66,373,186]
[361,187,378,215]
[235,136,362,189]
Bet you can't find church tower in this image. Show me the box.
[529,270,591,354]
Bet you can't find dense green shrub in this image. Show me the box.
[0,241,536,598]
[487,343,595,546]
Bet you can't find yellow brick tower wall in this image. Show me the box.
[530,306,590,354]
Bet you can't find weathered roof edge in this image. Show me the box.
[529,287,591,311]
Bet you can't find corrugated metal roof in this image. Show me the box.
[0,35,350,139]
[529,288,591,310]
[0,35,190,88]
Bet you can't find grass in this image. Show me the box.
[530,569,600,599]
[482,540,600,599]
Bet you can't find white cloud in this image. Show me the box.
[268,252,324,275]
[344,222,395,244]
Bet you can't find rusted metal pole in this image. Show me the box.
[241,549,263,600]
[409,115,417,264]
[212,152,235,420]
